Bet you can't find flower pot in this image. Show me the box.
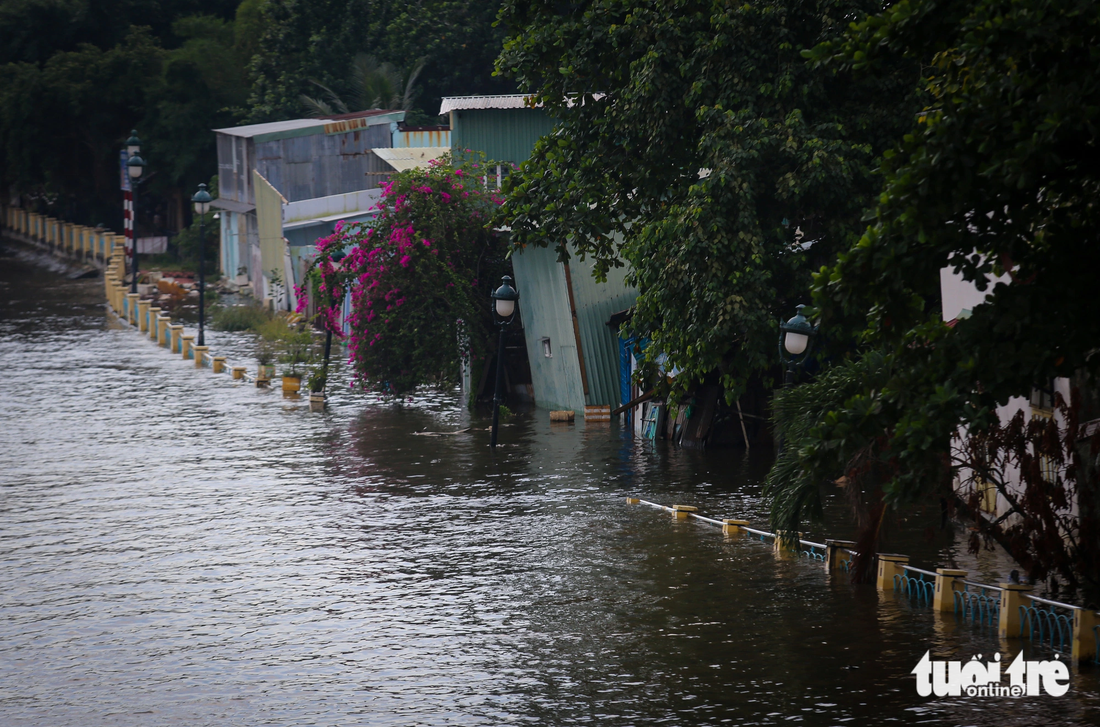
[282,376,301,393]
[309,393,325,412]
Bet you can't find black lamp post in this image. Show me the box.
[778,304,817,386]
[489,275,520,448]
[125,130,145,294]
[191,183,212,346]
[318,246,348,393]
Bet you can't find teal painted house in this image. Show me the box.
[442,96,638,413]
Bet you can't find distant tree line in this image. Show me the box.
[0,0,513,235]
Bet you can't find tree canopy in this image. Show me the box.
[248,0,514,122]
[0,0,512,232]
[496,0,919,402]
[764,0,1100,594]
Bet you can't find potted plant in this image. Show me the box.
[281,364,303,393]
[256,342,276,382]
[307,367,327,411]
[279,324,314,394]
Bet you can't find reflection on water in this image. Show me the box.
[1,241,1097,726]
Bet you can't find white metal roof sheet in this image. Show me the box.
[213,118,326,138]
[372,147,450,171]
[439,95,534,114]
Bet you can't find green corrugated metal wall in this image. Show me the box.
[510,245,587,412]
[567,247,637,408]
[510,242,637,412]
[455,105,637,412]
[450,109,557,164]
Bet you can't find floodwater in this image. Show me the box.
[1,239,1098,726]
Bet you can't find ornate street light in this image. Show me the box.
[778,304,817,386]
[191,183,212,346]
[490,275,520,447]
[126,130,141,156]
[126,149,146,294]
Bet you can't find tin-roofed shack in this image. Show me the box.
[211,110,404,306]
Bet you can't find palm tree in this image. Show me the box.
[300,54,427,116]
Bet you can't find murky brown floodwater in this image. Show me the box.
[1,239,1098,726]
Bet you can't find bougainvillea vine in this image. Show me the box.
[297,154,510,395]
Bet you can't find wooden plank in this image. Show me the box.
[561,261,590,396]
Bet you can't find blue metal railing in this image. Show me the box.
[800,541,826,562]
[954,581,1002,627]
[1020,595,1074,653]
[894,566,936,604]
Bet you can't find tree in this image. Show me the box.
[247,0,514,122]
[0,27,165,223]
[299,54,426,117]
[763,0,1100,597]
[143,15,250,193]
[496,0,918,403]
[0,0,240,65]
[301,155,510,395]
[0,2,248,229]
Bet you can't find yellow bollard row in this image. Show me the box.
[0,206,120,264]
[626,496,1100,663]
[91,244,330,411]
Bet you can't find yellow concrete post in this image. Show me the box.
[125,293,140,325]
[876,554,910,591]
[181,335,194,359]
[192,345,209,368]
[157,316,171,347]
[212,356,227,373]
[137,300,151,332]
[169,325,184,353]
[998,583,1034,639]
[1071,607,1099,662]
[112,282,124,312]
[671,505,697,520]
[231,366,246,380]
[825,539,856,571]
[933,568,968,613]
[774,531,804,553]
[147,308,161,339]
[722,518,750,536]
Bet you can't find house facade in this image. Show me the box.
[941,264,1075,520]
[211,110,404,307]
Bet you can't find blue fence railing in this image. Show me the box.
[954,582,1002,628]
[894,566,936,605]
[1020,596,1075,653]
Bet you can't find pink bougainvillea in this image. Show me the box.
[297,153,511,395]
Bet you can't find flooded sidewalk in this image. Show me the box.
[1,240,1097,726]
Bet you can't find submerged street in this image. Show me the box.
[2,243,1098,725]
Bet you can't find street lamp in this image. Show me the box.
[319,246,348,394]
[126,142,146,295]
[778,304,817,386]
[489,274,520,448]
[126,129,141,156]
[191,183,212,346]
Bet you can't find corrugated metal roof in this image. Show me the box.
[214,110,404,139]
[373,147,450,171]
[214,118,327,139]
[439,95,535,114]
